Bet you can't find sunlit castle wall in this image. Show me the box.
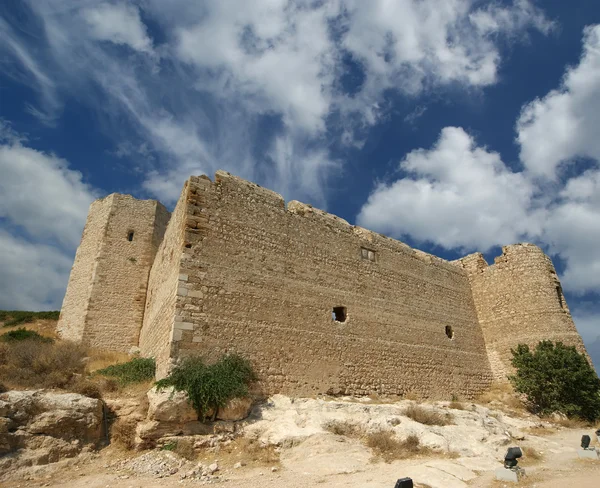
[456,244,589,382]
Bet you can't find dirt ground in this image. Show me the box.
[2,427,599,488]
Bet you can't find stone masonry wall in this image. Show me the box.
[59,194,170,351]
[166,171,493,399]
[139,182,190,378]
[58,196,113,342]
[456,244,588,382]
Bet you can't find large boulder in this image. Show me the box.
[0,390,104,474]
[217,397,253,421]
[147,387,198,423]
[135,389,253,448]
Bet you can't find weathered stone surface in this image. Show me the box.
[146,387,197,423]
[58,170,587,399]
[0,390,104,474]
[217,397,253,421]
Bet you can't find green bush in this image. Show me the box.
[0,310,60,327]
[155,354,257,421]
[0,328,54,343]
[509,341,600,421]
[96,357,156,385]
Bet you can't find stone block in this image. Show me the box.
[495,467,525,482]
[177,286,188,296]
[174,321,194,330]
[578,448,600,460]
[179,274,189,281]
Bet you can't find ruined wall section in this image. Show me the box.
[61,194,170,351]
[457,244,588,381]
[169,171,493,398]
[58,196,113,342]
[139,182,190,377]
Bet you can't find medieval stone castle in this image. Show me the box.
[57,170,587,398]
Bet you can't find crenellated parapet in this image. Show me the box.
[457,243,587,381]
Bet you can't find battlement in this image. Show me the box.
[59,170,588,397]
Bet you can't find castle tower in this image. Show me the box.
[57,194,170,351]
[457,243,588,381]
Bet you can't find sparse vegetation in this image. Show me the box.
[449,394,466,410]
[323,420,361,437]
[155,353,257,421]
[96,357,156,385]
[365,431,429,462]
[404,404,453,426]
[71,379,103,399]
[0,310,60,327]
[522,446,543,464]
[0,339,86,389]
[0,328,54,343]
[476,382,525,413]
[509,341,600,421]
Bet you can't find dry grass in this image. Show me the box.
[0,335,148,400]
[449,400,466,410]
[86,349,132,373]
[324,420,437,463]
[323,420,361,437]
[547,416,592,429]
[404,404,453,426]
[110,418,137,450]
[521,446,543,465]
[222,436,281,466]
[365,431,431,462]
[476,382,525,413]
[0,339,87,389]
[524,425,557,436]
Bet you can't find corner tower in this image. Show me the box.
[457,243,588,381]
[57,194,170,351]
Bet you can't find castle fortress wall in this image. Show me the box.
[139,182,190,377]
[147,171,495,398]
[58,197,113,342]
[456,245,588,381]
[58,194,170,351]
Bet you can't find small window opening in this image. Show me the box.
[332,306,347,323]
[127,231,134,242]
[361,247,376,262]
[184,243,192,249]
[445,326,454,340]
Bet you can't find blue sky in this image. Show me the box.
[1,0,599,365]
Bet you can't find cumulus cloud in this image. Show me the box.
[357,127,539,250]
[0,132,97,248]
[358,25,600,297]
[0,231,74,310]
[0,122,98,309]
[82,2,154,53]
[517,25,600,179]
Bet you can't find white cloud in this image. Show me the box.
[542,169,600,292]
[0,231,73,310]
[357,127,538,250]
[0,123,98,310]
[0,134,97,248]
[517,25,600,179]
[358,24,600,297]
[3,0,551,208]
[82,2,154,53]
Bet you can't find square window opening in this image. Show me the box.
[332,306,347,323]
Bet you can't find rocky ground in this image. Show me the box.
[2,394,600,487]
